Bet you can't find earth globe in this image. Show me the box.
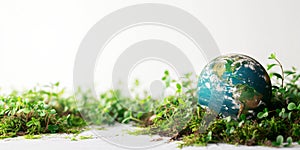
[197,54,272,119]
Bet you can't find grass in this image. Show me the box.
[0,53,299,148]
[0,82,86,139]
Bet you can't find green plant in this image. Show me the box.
[129,53,300,148]
[176,54,300,148]
[0,83,86,139]
[0,53,299,149]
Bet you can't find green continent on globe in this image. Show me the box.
[197,54,271,119]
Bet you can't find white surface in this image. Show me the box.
[0,126,298,150]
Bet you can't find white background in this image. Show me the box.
[0,0,299,93]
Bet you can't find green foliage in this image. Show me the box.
[131,53,300,148]
[0,53,299,149]
[177,53,300,148]
[257,108,268,119]
[76,88,158,125]
[0,83,86,139]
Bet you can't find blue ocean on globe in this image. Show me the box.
[197,54,272,118]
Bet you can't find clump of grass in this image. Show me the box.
[0,82,86,139]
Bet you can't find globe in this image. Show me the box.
[197,54,272,119]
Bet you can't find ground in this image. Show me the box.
[0,125,299,150]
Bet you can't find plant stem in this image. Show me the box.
[274,57,284,88]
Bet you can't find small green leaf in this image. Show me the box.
[50,109,56,114]
[238,120,244,127]
[137,112,143,119]
[54,82,60,86]
[134,79,139,86]
[176,83,182,90]
[287,137,293,145]
[276,135,284,145]
[164,70,169,75]
[257,112,268,119]
[26,121,33,127]
[288,103,296,111]
[178,98,185,105]
[229,127,235,134]
[123,111,130,118]
[268,53,276,59]
[239,114,246,121]
[271,73,283,79]
[206,131,212,141]
[71,137,77,141]
[284,71,296,77]
[288,112,292,120]
[267,64,277,70]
